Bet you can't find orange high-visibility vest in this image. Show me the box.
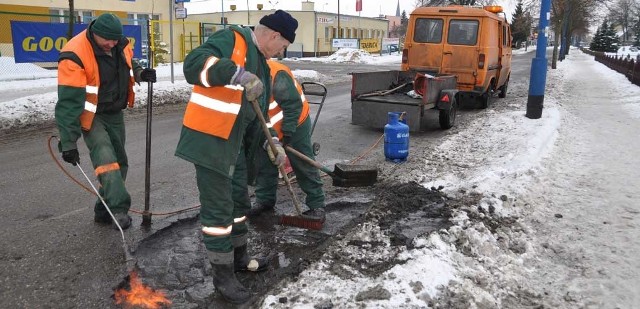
[265,60,309,139]
[182,31,248,139]
[58,30,135,131]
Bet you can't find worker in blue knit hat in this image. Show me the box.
[175,9,298,304]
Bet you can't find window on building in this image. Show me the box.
[50,9,92,23]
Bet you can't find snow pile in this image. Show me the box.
[423,106,561,200]
[324,48,376,63]
[262,223,458,308]
[291,69,328,84]
[0,57,57,81]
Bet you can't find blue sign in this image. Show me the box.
[10,21,142,63]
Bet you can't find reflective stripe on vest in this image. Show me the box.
[265,60,310,139]
[183,31,248,139]
[234,216,247,224]
[95,162,120,176]
[60,30,136,131]
[202,225,232,236]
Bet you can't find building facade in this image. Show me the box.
[186,1,389,57]
[0,0,173,64]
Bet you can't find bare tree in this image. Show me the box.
[606,0,638,43]
[550,0,598,68]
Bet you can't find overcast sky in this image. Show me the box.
[186,0,431,18]
[185,0,517,22]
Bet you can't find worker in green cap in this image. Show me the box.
[55,13,156,230]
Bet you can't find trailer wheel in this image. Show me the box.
[498,76,509,98]
[439,98,458,129]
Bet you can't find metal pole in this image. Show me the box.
[337,0,341,38]
[526,0,551,119]
[169,0,175,83]
[142,19,154,227]
[221,0,225,28]
[247,0,250,25]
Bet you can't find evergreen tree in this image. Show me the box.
[604,21,620,52]
[511,0,531,48]
[391,10,409,39]
[589,22,605,51]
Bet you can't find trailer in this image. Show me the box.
[350,70,458,131]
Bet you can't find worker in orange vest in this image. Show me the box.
[248,59,326,222]
[174,10,297,304]
[55,13,156,230]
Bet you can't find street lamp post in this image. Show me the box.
[526,0,551,119]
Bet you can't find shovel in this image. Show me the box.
[284,145,378,187]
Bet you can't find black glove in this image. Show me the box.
[62,149,80,166]
[282,134,292,147]
[140,68,157,82]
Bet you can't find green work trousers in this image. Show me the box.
[255,118,325,209]
[196,144,252,253]
[82,112,131,218]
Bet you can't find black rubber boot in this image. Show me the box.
[112,213,131,230]
[245,202,275,217]
[234,244,269,272]
[210,252,251,304]
[302,207,326,222]
[94,213,111,224]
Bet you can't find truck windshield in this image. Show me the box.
[414,18,443,43]
[447,20,479,46]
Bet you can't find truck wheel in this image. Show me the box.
[479,92,490,109]
[498,76,509,98]
[439,99,458,129]
[479,80,494,109]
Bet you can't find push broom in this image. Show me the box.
[251,100,323,230]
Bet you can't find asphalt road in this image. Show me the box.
[0,52,537,307]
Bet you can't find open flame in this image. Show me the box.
[114,271,172,309]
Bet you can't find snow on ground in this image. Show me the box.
[605,46,640,59]
[289,47,403,64]
[1,47,638,307]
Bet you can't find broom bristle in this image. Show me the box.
[279,215,324,230]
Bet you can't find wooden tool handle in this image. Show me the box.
[250,100,303,215]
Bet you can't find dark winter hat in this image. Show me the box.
[259,10,298,43]
[91,13,123,40]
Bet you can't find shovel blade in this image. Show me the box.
[331,163,378,187]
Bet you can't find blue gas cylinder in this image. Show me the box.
[384,112,409,162]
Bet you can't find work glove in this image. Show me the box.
[263,137,287,167]
[139,68,157,83]
[62,149,80,166]
[234,68,264,101]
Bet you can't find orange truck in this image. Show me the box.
[351,5,512,131]
[403,5,512,107]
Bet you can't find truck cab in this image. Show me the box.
[402,5,512,107]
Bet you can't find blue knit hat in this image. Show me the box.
[91,13,123,40]
[259,10,298,43]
